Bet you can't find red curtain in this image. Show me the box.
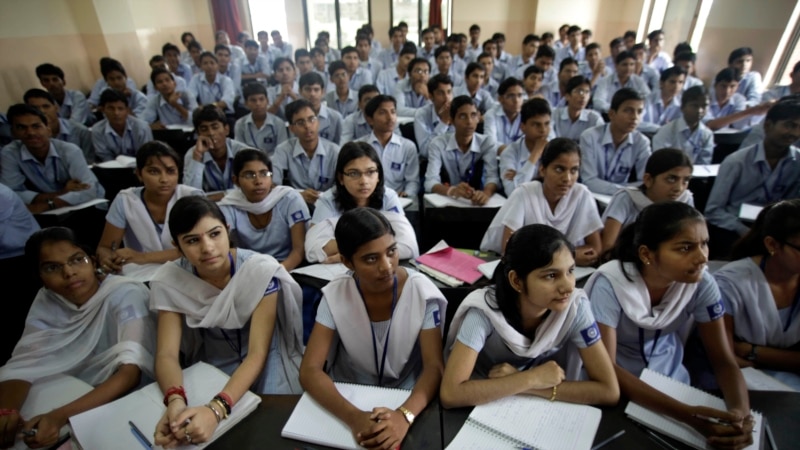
[211,0,243,42]
[429,0,442,27]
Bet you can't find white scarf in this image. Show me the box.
[119,185,198,252]
[623,186,694,213]
[585,261,698,330]
[0,276,154,384]
[217,185,293,215]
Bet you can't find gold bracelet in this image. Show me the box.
[549,385,558,402]
[205,403,222,423]
[211,399,229,420]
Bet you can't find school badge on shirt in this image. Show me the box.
[433,309,441,327]
[390,162,402,171]
[580,322,601,346]
[291,210,305,223]
[264,278,280,296]
[706,300,725,321]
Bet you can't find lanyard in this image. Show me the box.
[203,81,222,101]
[139,189,165,234]
[205,159,230,191]
[638,328,662,367]
[453,150,477,183]
[683,128,702,160]
[30,156,60,186]
[759,256,800,332]
[355,276,398,386]
[248,122,274,148]
[502,115,521,142]
[759,158,788,203]
[109,129,135,155]
[298,152,326,190]
[603,126,628,181]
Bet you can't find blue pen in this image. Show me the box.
[129,420,152,449]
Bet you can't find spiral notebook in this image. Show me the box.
[281,383,411,449]
[625,368,763,450]
[446,395,602,450]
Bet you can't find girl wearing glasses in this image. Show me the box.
[0,227,154,449]
[305,142,418,263]
[218,149,309,271]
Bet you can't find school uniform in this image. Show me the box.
[219,63,243,97]
[125,90,149,117]
[188,72,236,113]
[762,84,794,102]
[183,138,250,192]
[348,67,374,92]
[316,105,343,144]
[180,50,193,66]
[271,137,340,191]
[579,124,652,195]
[705,143,800,235]
[376,67,407,96]
[482,76,499,98]
[267,81,299,120]
[465,43,483,63]
[229,44,247,64]
[360,58,384,81]
[507,55,535,80]
[482,106,523,147]
[394,79,432,117]
[651,117,714,164]
[324,89,359,119]
[539,81,567,108]
[602,187,694,229]
[498,50,513,66]
[431,65,464,88]
[737,71,763,106]
[341,110,372,143]
[551,106,605,142]
[453,85,497,115]
[241,55,272,77]
[145,76,189,100]
[683,75,704,90]
[491,62,508,85]
[413,103,454,158]
[704,91,750,130]
[271,42,294,58]
[0,140,105,204]
[453,56,468,76]
[580,62,613,84]
[233,112,289,155]
[325,48,341,63]
[141,91,197,126]
[498,137,540,195]
[0,183,40,259]
[639,91,682,133]
[378,47,401,69]
[88,77,139,106]
[173,63,193,84]
[418,47,436,64]
[59,90,90,126]
[592,73,651,113]
[91,116,153,162]
[647,51,672,72]
[638,65,660,91]
[555,46,586,67]
[423,132,499,192]
[357,132,420,195]
[311,187,404,227]
[55,118,94,164]
[370,40,382,58]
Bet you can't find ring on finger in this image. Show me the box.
[186,434,192,443]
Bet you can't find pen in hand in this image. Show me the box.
[129,420,152,449]
[19,428,37,437]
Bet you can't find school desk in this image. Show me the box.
[420,195,503,251]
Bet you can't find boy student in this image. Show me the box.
[592,51,650,113]
[356,33,384,81]
[508,34,540,78]
[161,43,192,83]
[325,60,359,118]
[477,52,500,97]
[310,47,328,80]
[415,74,455,157]
[270,30,293,58]
[88,58,139,107]
[492,32,512,66]
[180,31,196,66]
[481,40,505,83]
[674,51,703,90]
[395,57,431,117]
[361,23,382,57]
[142,68,197,128]
[454,62,496,115]
[730,47,763,105]
[652,85,714,164]
[522,65,546,99]
[294,48,314,76]
[342,84,380,142]
[183,105,249,196]
[299,72,343,144]
[552,75,605,142]
[241,39,271,81]
[35,63,90,125]
[542,57,580,108]
[376,43,416,96]
[580,87,652,195]
[541,31,555,48]
[581,43,613,89]
[705,67,772,131]
[341,45,373,92]
[483,78,525,152]
[605,37,626,70]
[187,40,204,74]
[188,51,236,114]
[272,99,341,205]
[91,90,153,162]
[214,44,242,97]
[257,30,276,59]
[268,57,300,119]
[424,95,499,205]
[215,30,246,63]
[234,83,288,155]
[630,43,660,91]
[639,65,686,133]
[94,59,148,116]
[555,25,585,66]
[379,26,406,69]
[498,97,551,195]
[763,61,800,101]
[555,24,570,49]
[646,29,671,72]
[466,24,482,61]
[581,29,593,46]
[530,45,557,85]
[419,27,437,63]
[317,31,340,62]
[623,30,637,50]
[24,89,94,164]
[1,104,104,213]
[357,95,420,197]
[432,45,463,88]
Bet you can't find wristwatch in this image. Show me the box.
[397,406,415,425]
[46,199,56,210]
[746,344,758,362]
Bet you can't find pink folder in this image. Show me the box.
[416,247,484,284]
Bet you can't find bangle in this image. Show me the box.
[549,385,558,402]
[205,404,222,423]
[0,409,18,416]
[211,399,229,420]
[213,394,232,415]
[163,386,187,406]
[215,392,234,410]
[446,186,456,198]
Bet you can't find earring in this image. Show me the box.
[770,251,775,256]
[644,260,651,265]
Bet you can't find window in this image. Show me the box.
[305,0,369,50]
[392,0,420,45]
[248,0,288,40]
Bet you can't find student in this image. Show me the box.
[394,57,432,117]
[214,44,243,98]
[342,46,373,93]
[325,60,359,118]
[555,24,570,50]
[492,32,512,66]
[143,67,198,128]
[646,30,671,72]
[88,57,139,107]
[581,43,613,89]
[183,105,249,196]
[294,49,314,77]
[234,83,288,156]
[90,90,152,162]
[97,59,148,116]
[23,88,94,164]
[418,27,437,63]
[356,33,384,81]
[268,57,301,120]
[455,62,496,115]
[580,88,652,195]
[219,150,309,271]
[304,142,417,262]
[466,24,483,61]
[652,85,714,164]
[639,66,686,133]
[715,200,800,390]
[704,68,770,131]
[299,71,343,143]
[674,52,704,90]
[623,30,637,50]
[555,26,585,66]
[414,74,454,158]
[763,61,800,101]
[593,51,651,113]
[272,99,341,205]
[508,34,540,77]
[605,37,626,70]
[477,52,500,97]
[363,23,383,56]
[310,47,328,82]
[257,30,278,61]
[162,42,193,83]
[442,224,618,408]
[187,41,204,75]
[424,96,499,205]
[587,202,755,447]
[377,43,417,98]
[180,32,196,66]
[270,30,293,58]
[317,32,340,63]
[215,29,246,63]
[96,142,201,273]
[0,227,154,450]
[484,138,602,266]
[484,78,525,152]
[342,84,380,142]
[530,45,558,85]
[357,95,420,198]
[582,29,593,46]
[542,58,580,108]
[151,196,305,446]
[522,65,546,99]
[552,76,605,142]
[600,148,694,252]
[730,47,763,105]
[300,208,443,447]
[705,100,800,238]
[35,63,90,125]
[188,51,236,114]
[241,39,271,82]
[541,32,555,49]
[431,45,463,88]
[145,50,190,100]
[1,104,104,213]
[630,44,660,92]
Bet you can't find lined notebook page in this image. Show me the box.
[625,368,762,450]
[445,421,520,450]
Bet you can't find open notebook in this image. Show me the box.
[282,383,411,449]
[446,395,602,450]
[70,362,261,449]
[625,368,763,450]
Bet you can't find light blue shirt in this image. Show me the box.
[0,183,40,259]
[233,113,288,156]
[145,76,188,100]
[59,90,90,125]
[601,188,694,228]
[271,42,294,58]
[378,47,401,69]
[360,58,384,81]
[357,132,420,195]
[705,92,750,130]
[639,90,682,133]
[579,124,652,195]
[762,85,793,102]
[453,85,497,115]
[316,105,343,144]
[88,77,139,106]
[498,136,540,195]
[482,77,499,98]
[482,106,522,146]
[647,51,672,73]
[539,80,567,108]
[126,90,149,117]
[311,187,403,226]
[341,111,372,143]
[394,79,432,117]
[141,91,197,126]
[431,65,464,88]
[55,118,94,164]
[219,63,243,97]
[188,73,236,113]
[376,66,406,96]
[424,132,499,192]
[639,65,660,91]
[348,68,374,92]
[552,106,605,142]
[183,138,250,192]
[91,116,153,162]
[555,45,586,66]
[414,103,454,158]
[737,71,763,105]
[325,89,359,118]
[592,73,651,113]
[241,54,271,76]
[267,81,299,120]
[651,116,714,164]
[271,137,340,191]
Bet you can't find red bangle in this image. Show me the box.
[163,386,187,406]
[216,392,234,409]
[0,409,18,416]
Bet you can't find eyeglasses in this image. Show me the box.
[240,170,272,180]
[413,68,430,75]
[503,93,524,100]
[291,116,318,128]
[40,255,91,275]
[571,89,591,96]
[342,168,380,179]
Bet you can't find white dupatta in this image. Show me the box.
[119,185,199,252]
[624,186,693,213]
[217,185,294,215]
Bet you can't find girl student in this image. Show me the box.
[715,199,800,390]
[0,227,154,449]
[218,149,309,271]
[600,148,694,253]
[150,196,304,447]
[299,208,446,449]
[304,141,419,264]
[96,141,202,275]
[480,138,603,267]
[586,202,755,449]
[440,224,619,408]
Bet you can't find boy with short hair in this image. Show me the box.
[509,34,540,77]
[623,30,637,49]
[555,24,570,49]
[528,45,557,85]
[142,68,197,128]
[379,26,406,68]
[592,51,651,113]
[646,29,671,72]
[729,47,763,105]
[466,24,482,61]
[630,43,660,91]
[454,62,496,114]
[187,41,204,75]
[395,57,431,117]
[555,25,585,66]
[418,28,437,63]
[188,51,236,113]
[414,74,455,157]
[356,33,384,81]
[24,89,94,163]
[342,84,381,142]
[476,52,500,97]
[639,65,687,132]
[522,65,546,99]
[215,30,246,64]
[674,52,703,90]
[492,32,512,66]
[541,57,580,108]
[272,99,341,205]
[432,45,463,88]
[541,32,555,48]
[552,75,604,142]
[180,32,196,65]
[483,77,525,153]
[91,89,153,162]
[581,43,612,89]
[499,97,551,194]
[241,39,271,81]
[341,46,373,92]
[270,30,293,58]
[162,43,193,83]
[214,44,242,97]
[268,57,300,119]
[299,72,343,143]
[88,57,139,107]
[581,29,593,47]
[376,43,417,96]
[325,60,359,118]
[35,63,90,125]
[234,83,288,155]
[606,37,626,69]
[310,47,328,79]
[652,85,714,164]
[100,60,148,117]
[294,49,314,76]
[763,61,800,101]
[705,67,771,130]
[580,87,652,195]
[143,44,190,99]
